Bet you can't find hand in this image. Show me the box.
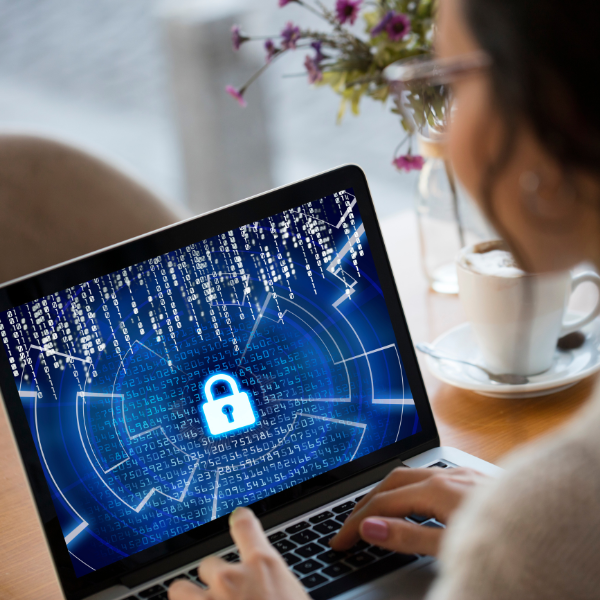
[330,467,487,557]
[168,507,309,600]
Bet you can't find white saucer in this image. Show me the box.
[423,313,600,398]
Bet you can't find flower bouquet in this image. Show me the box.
[226,0,439,171]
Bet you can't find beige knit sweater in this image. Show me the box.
[427,387,600,600]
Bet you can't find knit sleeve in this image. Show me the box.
[426,432,600,600]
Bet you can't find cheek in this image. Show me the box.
[447,79,500,203]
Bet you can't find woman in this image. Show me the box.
[169,0,600,597]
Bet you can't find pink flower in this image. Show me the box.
[225,85,247,108]
[265,39,277,62]
[231,25,248,51]
[385,13,411,41]
[278,0,296,6]
[281,22,301,49]
[304,55,323,84]
[335,0,362,25]
[393,154,424,172]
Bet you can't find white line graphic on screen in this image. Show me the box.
[30,344,93,364]
[69,551,96,572]
[334,344,412,407]
[207,272,251,308]
[238,293,352,402]
[23,382,90,547]
[327,224,408,439]
[65,522,88,545]
[76,393,201,513]
[289,192,356,229]
[77,341,202,514]
[21,347,91,547]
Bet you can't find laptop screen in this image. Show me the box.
[0,187,420,577]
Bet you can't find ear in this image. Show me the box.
[518,166,577,222]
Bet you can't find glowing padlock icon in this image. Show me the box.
[201,373,257,436]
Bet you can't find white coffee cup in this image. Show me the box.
[456,241,600,376]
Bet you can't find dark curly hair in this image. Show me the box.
[461,0,600,266]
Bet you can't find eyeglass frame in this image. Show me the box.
[383,50,492,88]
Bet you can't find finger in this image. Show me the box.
[352,468,438,514]
[198,555,241,592]
[359,517,443,556]
[331,479,457,551]
[229,506,274,559]
[168,579,212,600]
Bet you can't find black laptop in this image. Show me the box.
[0,165,498,600]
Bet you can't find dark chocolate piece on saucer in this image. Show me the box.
[557,331,586,351]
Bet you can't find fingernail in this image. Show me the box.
[361,518,389,541]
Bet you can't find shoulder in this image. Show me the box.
[428,391,600,600]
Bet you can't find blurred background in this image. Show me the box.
[0,0,417,218]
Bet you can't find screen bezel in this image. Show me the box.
[0,165,438,599]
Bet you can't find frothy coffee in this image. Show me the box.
[461,242,524,278]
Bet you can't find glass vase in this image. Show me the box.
[415,134,492,294]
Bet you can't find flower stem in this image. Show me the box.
[296,0,331,23]
[239,49,288,94]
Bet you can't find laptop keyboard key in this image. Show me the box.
[283,552,302,567]
[344,552,375,569]
[316,549,347,564]
[428,462,448,468]
[368,546,392,558]
[139,585,165,598]
[309,511,334,524]
[285,521,311,534]
[273,538,298,554]
[314,519,341,535]
[322,562,352,578]
[423,520,444,528]
[164,574,189,586]
[300,573,328,589]
[221,552,239,562]
[354,494,367,502]
[294,558,323,575]
[290,529,319,545]
[406,514,429,524]
[268,531,287,543]
[334,511,352,524]
[332,501,355,514]
[349,540,370,551]
[296,542,323,559]
[317,533,336,548]
[149,593,168,600]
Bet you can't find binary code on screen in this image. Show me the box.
[0,188,419,576]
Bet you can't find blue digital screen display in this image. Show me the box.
[0,188,419,576]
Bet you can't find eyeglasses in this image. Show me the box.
[383,51,492,133]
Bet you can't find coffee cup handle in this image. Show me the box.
[560,272,600,336]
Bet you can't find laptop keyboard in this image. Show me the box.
[125,461,451,600]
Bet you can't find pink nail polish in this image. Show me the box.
[361,518,389,541]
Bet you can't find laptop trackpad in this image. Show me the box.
[333,558,437,600]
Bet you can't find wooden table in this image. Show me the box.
[0,211,595,599]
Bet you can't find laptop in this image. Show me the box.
[0,165,500,600]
